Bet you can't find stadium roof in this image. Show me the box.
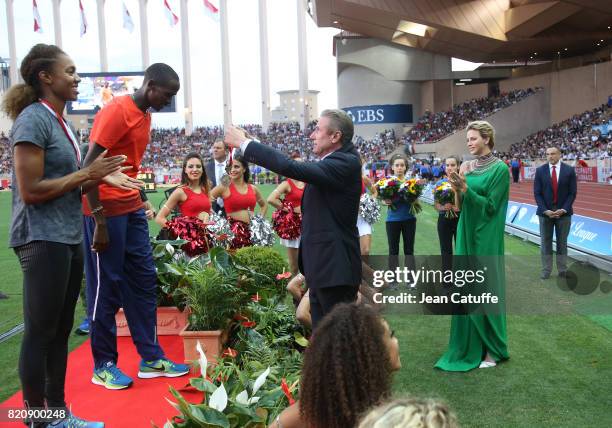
[309,0,611,62]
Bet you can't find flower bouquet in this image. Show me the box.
[374,177,402,209]
[433,178,457,218]
[399,178,425,215]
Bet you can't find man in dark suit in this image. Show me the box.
[511,157,521,183]
[224,110,362,329]
[533,146,577,279]
[205,138,228,215]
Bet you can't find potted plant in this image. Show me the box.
[179,258,248,364]
[162,341,300,428]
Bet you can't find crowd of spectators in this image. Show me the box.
[138,122,322,169]
[3,91,610,178]
[1,121,398,176]
[503,103,611,161]
[402,87,542,148]
[354,129,396,163]
[0,132,10,177]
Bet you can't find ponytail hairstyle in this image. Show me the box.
[1,44,66,120]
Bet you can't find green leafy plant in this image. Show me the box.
[233,247,289,293]
[164,342,299,428]
[162,246,303,427]
[180,266,246,332]
[226,294,306,377]
[152,238,210,308]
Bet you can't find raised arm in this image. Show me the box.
[243,141,358,190]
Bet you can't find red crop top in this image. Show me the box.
[223,183,257,214]
[179,187,211,217]
[284,179,304,208]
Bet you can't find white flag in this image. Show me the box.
[122,2,134,33]
[33,0,43,33]
[163,0,179,26]
[79,0,88,37]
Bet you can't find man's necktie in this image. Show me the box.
[551,165,558,204]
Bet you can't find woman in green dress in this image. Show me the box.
[435,120,509,371]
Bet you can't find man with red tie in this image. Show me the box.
[533,147,577,279]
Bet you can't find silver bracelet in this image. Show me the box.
[276,416,283,428]
[91,206,104,215]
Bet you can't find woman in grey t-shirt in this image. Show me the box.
[2,44,126,428]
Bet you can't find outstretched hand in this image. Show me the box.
[102,167,145,190]
[224,125,249,149]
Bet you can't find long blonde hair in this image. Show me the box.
[466,120,495,149]
[358,397,459,428]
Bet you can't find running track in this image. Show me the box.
[510,181,612,222]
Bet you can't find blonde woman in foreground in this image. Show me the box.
[358,397,459,428]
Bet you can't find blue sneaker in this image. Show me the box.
[47,411,104,427]
[74,318,89,335]
[91,362,133,390]
[138,357,189,379]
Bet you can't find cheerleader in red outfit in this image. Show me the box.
[268,152,305,276]
[210,155,267,249]
[156,153,212,228]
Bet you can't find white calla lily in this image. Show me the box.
[236,390,249,405]
[248,396,260,405]
[196,340,207,378]
[209,383,228,412]
[252,367,271,395]
[165,243,175,255]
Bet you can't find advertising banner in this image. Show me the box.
[343,104,413,125]
[508,203,611,256]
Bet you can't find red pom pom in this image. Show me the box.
[165,216,211,256]
[229,219,251,249]
[272,202,302,240]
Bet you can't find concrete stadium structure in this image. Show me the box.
[309,0,611,159]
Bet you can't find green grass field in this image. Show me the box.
[0,188,611,427]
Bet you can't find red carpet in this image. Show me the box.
[1,336,203,428]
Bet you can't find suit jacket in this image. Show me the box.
[533,162,577,216]
[206,159,226,214]
[243,141,362,289]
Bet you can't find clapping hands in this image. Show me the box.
[448,171,467,193]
